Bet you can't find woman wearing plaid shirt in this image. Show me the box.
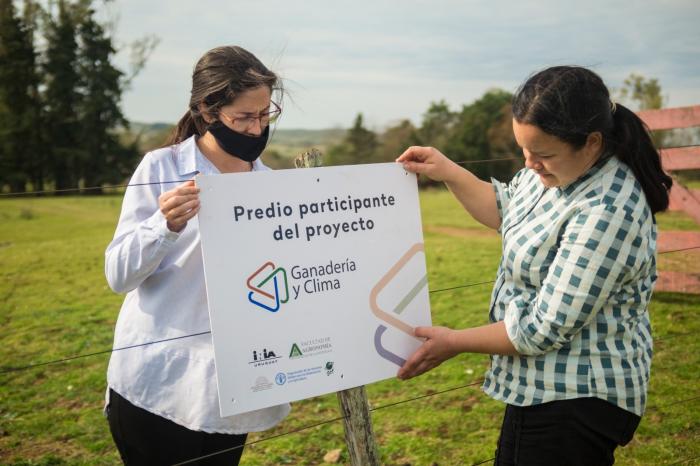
[396,66,672,465]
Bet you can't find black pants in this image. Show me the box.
[495,397,641,466]
[107,389,248,466]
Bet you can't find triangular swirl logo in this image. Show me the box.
[247,261,289,312]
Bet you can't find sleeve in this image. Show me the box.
[491,168,527,222]
[503,203,644,356]
[104,153,181,294]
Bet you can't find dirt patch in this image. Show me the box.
[0,436,84,463]
[425,226,499,239]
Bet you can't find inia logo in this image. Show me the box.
[247,261,289,312]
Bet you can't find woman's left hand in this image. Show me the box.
[397,326,460,380]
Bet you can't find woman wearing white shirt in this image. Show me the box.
[104,45,289,465]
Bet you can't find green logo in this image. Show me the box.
[289,343,303,358]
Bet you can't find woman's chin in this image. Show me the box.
[537,173,558,187]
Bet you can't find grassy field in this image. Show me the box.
[1,189,698,465]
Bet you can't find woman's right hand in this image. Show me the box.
[158,180,200,232]
[396,146,461,183]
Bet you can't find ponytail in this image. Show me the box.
[162,109,208,147]
[513,66,673,214]
[161,46,280,149]
[610,104,672,214]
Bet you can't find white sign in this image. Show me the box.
[197,163,431,416]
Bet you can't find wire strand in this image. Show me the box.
[659,245,700,255]
[172,414,347,465]
[369,379,485,412]
[0,278,499,374]
[4,324,695,376]
[649,394,700,410]
[429,280,495,293]
[1,259,698,376]
[472,457,496,466]
[2,144,697,197]
[173,388,700,465]
[173,379,487,465]
[666,454,700,466]
[0,331,211,374]
[0,179,186,197]
[0,158,526,197]
[456,157,521,165]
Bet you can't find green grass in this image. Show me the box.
[1,190,698,465]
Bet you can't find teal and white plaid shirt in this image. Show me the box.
[483,155,656,416]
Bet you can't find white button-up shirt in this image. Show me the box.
[105,135,290,433]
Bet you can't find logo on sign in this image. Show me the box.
[289,343,303,358]
[325,361,334,376]
[249,347,282,367]
[247,262,289,312]
[275,372,287,385]
[369,243,427,367]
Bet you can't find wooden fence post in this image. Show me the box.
[294,149,381,466]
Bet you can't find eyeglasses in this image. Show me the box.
[219,101,281,132]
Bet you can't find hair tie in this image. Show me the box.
[610,100,617,115]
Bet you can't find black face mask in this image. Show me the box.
[207,122,269,163]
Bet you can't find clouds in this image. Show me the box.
[112,0,700,128]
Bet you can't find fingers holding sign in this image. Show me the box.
[396,146,461,183]
[397,326,460,380]
[159,180,200,232]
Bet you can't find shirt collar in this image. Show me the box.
[174,136,202,176]
[558,152,615,197]
[174,135,267,176]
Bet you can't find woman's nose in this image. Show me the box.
[245,118,264,137]
[524,152,541,170]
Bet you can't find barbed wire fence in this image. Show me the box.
[1,160,699,465]
[2,247,698,375]
[2,249,697,464]
[0,158,523,198]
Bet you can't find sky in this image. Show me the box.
[107,0,700,130]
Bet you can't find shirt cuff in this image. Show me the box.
[503,302,538,356]
[144,209,181,244]
[491,177,508,233]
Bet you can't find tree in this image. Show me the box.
[378,119,418,163]
[0,0,41,192]
[616,73,667,147]
[43,0,82,192]
[326,113,379,166]
[445,89,517,180]
[77,4,131,192]
[0,0,153,194]
[617,74,664,111]
[416,100,457,149]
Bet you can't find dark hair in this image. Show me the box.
[512,66,672,213]
[164,46,280,146]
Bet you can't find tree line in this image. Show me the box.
[322,89,522,184]
[1,0,677,195]
[0,0,154,194]
[318,74,676,185]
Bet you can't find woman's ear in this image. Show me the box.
[198,103,214,124]
[585,131,603,158]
